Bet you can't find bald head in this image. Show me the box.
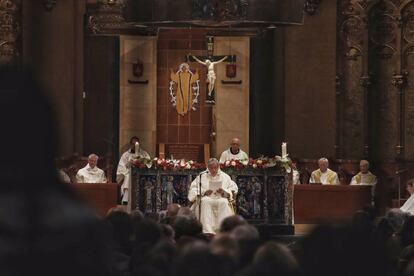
[360,160,369,174]
[230,138,241,152]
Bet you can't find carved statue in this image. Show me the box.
[191,55,227,97]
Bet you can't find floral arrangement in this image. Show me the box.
[132,156,291,171]
[131,156,153,169]
[148,157,204,171]
[153,157,204,170]
[220,155,291,171]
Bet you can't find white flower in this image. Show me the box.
[257,159,263,165]
[186,163,191,169]
[230,161,236,166]
[252,164,258,168]
[157,159,163,165]
[225,160,230,166]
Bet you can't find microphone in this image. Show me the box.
[396,169,408,175]
[198,170,208,176]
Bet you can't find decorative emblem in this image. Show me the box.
[132,59,144,78]
[226,62,237,78]
[169,63,200,116]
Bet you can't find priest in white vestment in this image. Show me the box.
[116,136,151,204]
[289,159,301,184]
[188,158,238,234]
[219,137,249,164]
[350,160,377,185]
[309,157,339,185]
[401,179,414,215]
[76,154,107,183]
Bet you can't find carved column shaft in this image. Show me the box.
[402,2,414,160]
[0,0,22,65]
[336,0,367,159]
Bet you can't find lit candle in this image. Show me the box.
[135,142,140,155]
[282,142,287,158]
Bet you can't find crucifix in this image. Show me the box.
[187,36,236,104]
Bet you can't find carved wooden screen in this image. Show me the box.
[156,29,212,159]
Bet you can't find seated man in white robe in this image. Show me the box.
[219,137,249,164]
[188,158,238,234]
[76,154,107,183]
[351,160,377,204]
[116,136,150,204]
[309,157,339,185]
[401,179,414,215]
[350,160,377,185]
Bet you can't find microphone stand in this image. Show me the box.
[198,170,208,222]
[199,172,202,221]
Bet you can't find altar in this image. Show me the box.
[131,165,293,227]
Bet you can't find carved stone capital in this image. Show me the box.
[304,0,321,16]
[359,75,371,88]
[87,1,127,35]
[391,71,409,90]
[43,0,57,12]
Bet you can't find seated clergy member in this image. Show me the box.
[309,158,339,185]
[350,160,377,185]
[76,154,107,183]
[289,158,301,184]
[219,137,249,163]
[116,136,150,204]
[188,158,238,234]
[401,179,414,215]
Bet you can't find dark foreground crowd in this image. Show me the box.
[78,205,414,276]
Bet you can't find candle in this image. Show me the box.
[135,142,140,155]
[282,142,287,158]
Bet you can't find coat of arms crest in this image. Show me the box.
[132,59,144,78]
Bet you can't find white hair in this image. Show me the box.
[318,158,328,164]
[207,158,219,167]
[88,153,99,160]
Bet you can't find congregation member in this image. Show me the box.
[75,153,107,183]
[401,179,414,215]
[219,137,249,163]
[350,160,377,185]
[188,158,238,234]
[0,67,118,275]
[309,157,339,185]
[116,136,150,204]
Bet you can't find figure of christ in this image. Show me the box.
[191,55,228,98]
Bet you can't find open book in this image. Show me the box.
[209,181,222,192]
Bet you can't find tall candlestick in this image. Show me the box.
[282,142,287,158]
[135,142,140,155]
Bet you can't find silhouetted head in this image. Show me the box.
[0,67,57,186]
[220,215,247,233]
